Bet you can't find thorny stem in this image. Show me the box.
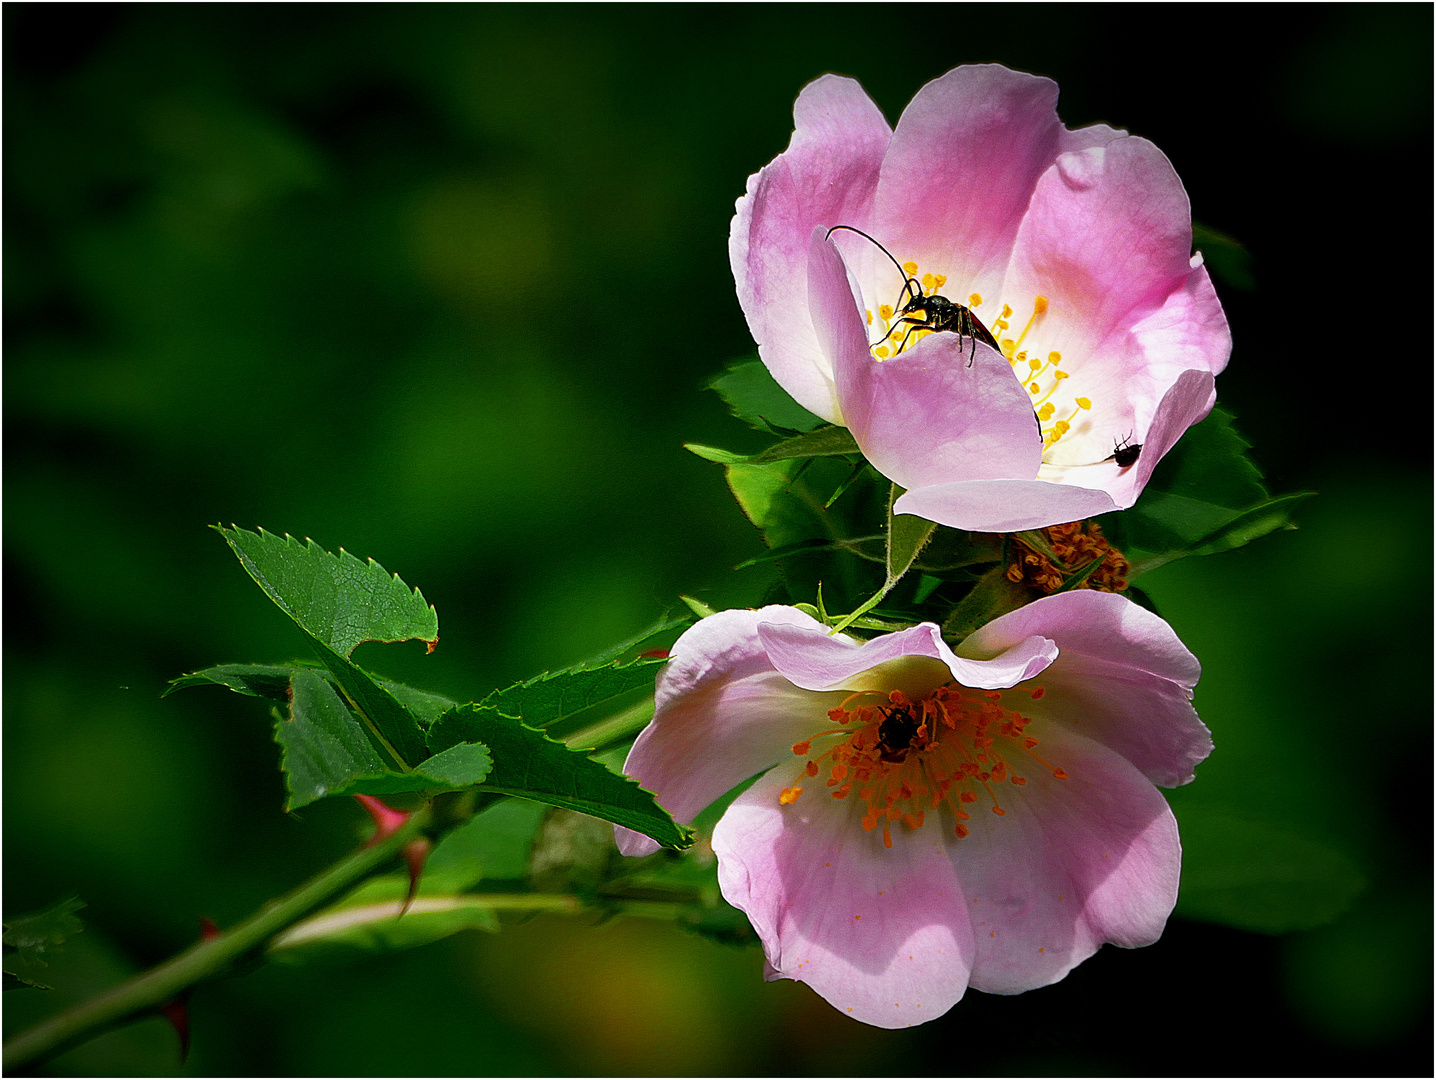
[4,802,443,1071]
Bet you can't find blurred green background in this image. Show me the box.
[5,3,1430,1075]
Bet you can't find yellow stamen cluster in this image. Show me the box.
[1006,520,1131,593]
[864,259,949,360]
[777,685,1068,849]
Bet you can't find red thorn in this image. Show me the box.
[425,635,439,655]
[198,916,221,942]
[160,995,192,1063]
[398,837,432,918]
[638,649,670,659]
[354,794,411,844]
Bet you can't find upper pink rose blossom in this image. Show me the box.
[617,595,1210,1028]
[730,64,1231,532]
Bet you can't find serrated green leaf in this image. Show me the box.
[167,663,455,731]
[577,612,692,670]
[276,671,492,807]
[3,898,85,990]
[477,657,665,730]
[165,663,299,701]
[725,460,823,545]
[1147,407,1267,511]
[215,525,438,657]
[686,425,859,467]
[428,706,691,849]
[707,358,825,433]
[268,896,499,965]
[276,669,391,809]
[1175,809,1366,933]
[313,643,430,766]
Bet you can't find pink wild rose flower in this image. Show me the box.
[730,64,1231,532]
[616,594,1211,1027]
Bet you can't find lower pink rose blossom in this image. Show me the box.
[617,595,1211,1027]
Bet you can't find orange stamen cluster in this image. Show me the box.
[1006,520,1131,594]
[777,685,1069,848]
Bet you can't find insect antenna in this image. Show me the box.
[825,225,922,308]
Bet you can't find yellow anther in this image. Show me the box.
[1075,397,1091,410]
[1003,339,1017,352]
[1033,295,1048,313]
[921,273,936,292]
[1049,351,1062,364]
[1001,304,1014,319]
[1037,402,1056,420]
[933,274,946,289]
[1029,383,1040,394]
[1053,370,1070,380]
[968,293,982,307]
[866,309,873,326]
[1027,355,1041,370]
[875,346,890,359]
[879,304,894,320]
[779,786,803,805]
[902,261,919,275]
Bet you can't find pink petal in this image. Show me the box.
[615,607,840,857]
[1002,137,1212,364]
[730,76,892,423]
[756,619,1056,694]
[808,231,1043,490]
[872,64,1125,299]
[947,723,1182,994]
[1105,367,1217,508]
[714,766,976,1028]
[959,591,1210,787]
[893,477,1119,533]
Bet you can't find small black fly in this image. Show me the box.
[1108,436,1143,468]
[876,704,921,763]
[826,225,1000,366]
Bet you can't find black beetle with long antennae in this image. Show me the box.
[825,225,1001,367]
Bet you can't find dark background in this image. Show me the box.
[5,4,1431,1075]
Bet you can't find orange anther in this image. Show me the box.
[791,740,812,756]
[779,786,802,805]
[1030,687,1045,699]
[1052,768,1069,780]
[805,760,819,777]
[992,807,1006,816]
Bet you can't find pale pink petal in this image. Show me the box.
[730,76,892,423]
[1002,137,1204,362]
[1104,367,1217,508]
[947,723,1181,994]
[615,607,840,857]
[893,477,1119,534]
[807,231,1044,489]
[714,766,976,1028]
[756,619,1056,694]
[959,591,1210,787]
[872,64,1124,299]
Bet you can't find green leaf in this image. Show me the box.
[268,896,499,965]
[941,565,1035,644]
[829,485,935,634]
[685,425,860,467]
[165,663,299,701]
[576,612,692,669]
[1175,809,1366,933]
[167,663,457,729]
[215,525,438,657]
[707,358,825,434]
[1104,409,1312,571]
[428,706,691,849]
[427,797,548,882]
[725,460,824,546]
[476,657,665,730]
[215,526,434,764]
[276,669,391,809]
[3,898,84,991]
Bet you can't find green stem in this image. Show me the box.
[3,804,437,1071]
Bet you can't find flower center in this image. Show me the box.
[777,684,1069,849]
[862,255,1094,457]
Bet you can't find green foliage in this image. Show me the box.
[216,525,438,657]
[3,899,85,991]
[1176,809,1367,934]
[1101,408,1311,574]
[476,657,666,730]
[686,425,860,466]
[706,359,825,434]
[429,707,691,850]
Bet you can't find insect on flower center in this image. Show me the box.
[777,684,1069,849]
[863,256,1095,457]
